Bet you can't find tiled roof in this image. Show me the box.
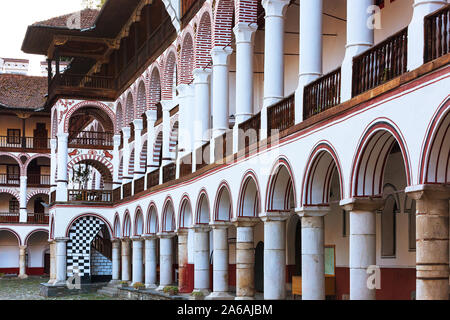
[0,74,47,109]
[33,8,100,30]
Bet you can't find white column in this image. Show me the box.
[131,237,144,285]
[341,0,374,101]
[55,237,68,285]
[121,238,131,282]
[111,240,121,283]
[157,233,174,290]
[145,110,158,174]
[341,198,384,300]
[176,84,190,157]
[19,176,27,223]
[160,100,173,167]
[18,245,28,279]
[50,138,57,192]
[297,206,329,300]
[193,69,212,150]
[261,0,290,140]
[121,127,132,183]
[56,133,68,201]
[144,235,158,288]
[133,119,144,179]
[207,223,233,300]
[260,212,289,300]
[408,0,448,70]
[48,240,56,284]
[211,47,233,139]
[193,225,211,294]
[295,0,323,124]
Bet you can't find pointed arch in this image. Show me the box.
[179,31,195,84]
[113,213,121,238]
[213,0,235,47]
[136,80,147,119]
[125,92,135,125]
[122,210,132,238]
[266,157,297,211]
[195,10,212,69]
[162,47,177,100]
[237,170,261,217]
[146,202,159,234]
[134,206,144,236]
[214,181,233,222]
[195,188,211,224]
[178,194,193,229]
[161,196,176,232]
[115,102,124,134]
[149,64,162,110]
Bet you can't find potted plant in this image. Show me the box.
[119,280,129,288]
[133,282,146,291]
[190,291,205,300]
[163,286,178,296]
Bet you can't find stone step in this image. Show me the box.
[97,288,119,297]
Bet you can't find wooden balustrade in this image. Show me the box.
[214,130,233,162]
[303,68,341,120]
[268,94,295,133]
[68,189,113,203]
[123,182,132,198]
[425,4,450,63]
[134,176,145,194]
[196,142,210,171]
[147,170,160,189]
[0,212,19,223]
[179,153,192,178]
[113,187,121,202]
[27,174,50,186]
[0,136,50,150]
[0,174,19,186]
[69,131,114,148]
[353,28,408,97]
[238,112,261,152]
[27,213,49,224]
[53,73,115,90]
[163,163,176,183]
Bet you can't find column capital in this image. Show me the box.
[209,221,233,229]
[157,232,176,239]
[211,46,233,66]
[233,23,257,44]
[193,68,212,84]
[176,228,189,236]
[130,236,143,242]
[259,211,291,222]
[111,238,121,244]
[145,109,157,122]
[340,197,385,212]
[232,216,260,227]
[50,138,57,149]
[113,134,121,145]
[133,118,144,130]
[296,206,330,217]
[19,245,27,251]
[57,132,69,140]
[122,126,131,138]
[121,237,132,244]
[160,99,174,112]
[193,224,211,233]
[405,184,450,201]
[20,176,27,182]
[142,234,157,240]
[262,0,290,18]
[54,237,69,243]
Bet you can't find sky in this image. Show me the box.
[0,0,84,76]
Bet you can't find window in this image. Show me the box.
[408,199,416,251]
[7,129,20,144]
[9,199,19,213]
[381,195,397,257]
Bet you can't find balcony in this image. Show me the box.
[0,174,19,187]
[163,162,176,184]
[147,170,160,190]
[425,5,450,63]
[214,130,233,162]
[0,136,50,151]
[179,153,192,178]
[268,94,296,133]
[0,212,19,224]
[196,142,210,171]
[134,176,145,194]
[67,189,113,203]
[27,212,49,225]
[27,174,50,187]
[68,131,114,150]
[238,112,261,153]
[123,182,132,198]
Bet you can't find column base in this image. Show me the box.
[193,289,211,296]
[205,292,235,300]
[156,285,166,291]
[18,274,28,279]
[47,279,57,285]
[53,280,67,287]
[235,296,255,300]
[145,283,158,289]
[109,280,121,285]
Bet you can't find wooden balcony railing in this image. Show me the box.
[68,189,113,203]
[27,174,50,187]
[163,162,176,183]
[27,213,49,225]
[303,68,341,120]
[51,73,115,90]
[196,142,210,171]
[113,187,121,202]
[134,176,145,194]
[69,131,114,148]
[123,182,132,198]
[353,27,408,97]
[268,94,295,133]
[0,212,19,223]
[0,174,19,186]
[215,130,233,162]
[179,153,192,178]
[0,136,50,150]
[147,170,160,189]
[238,112,261,152]
[425,4,450,63]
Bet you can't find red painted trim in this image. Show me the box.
[0,228,21,245]
[146,201,159,234]
[213,180,233,222]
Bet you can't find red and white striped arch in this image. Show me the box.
[178,29,195,85]
[152,129,163,165]
[63,100,116,133]
[213,0,235,47]
[195,9,213,69]
[136,79,147,119]
[26,190,49,203]
[67,154,114,182]
[351,119,412,197]
[161,47,177,100]
[125,92,135,126]
[0,188,20,202]
[148,63,162,110]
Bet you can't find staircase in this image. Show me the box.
[97,282,120,298]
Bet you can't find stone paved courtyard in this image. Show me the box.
[0,276,123,300]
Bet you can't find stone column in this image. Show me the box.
[297,206,330,300]
[176,84,190,157]
[260,0,290,140]
[19,176,27,223]
[112,134,121,186]
[144,235,158,288]
[133,119,144,180]
[341,0,375,101]
[193,225,211,295]
[408,0,448,70]
[206,222,233,300]
[121,127,132,184]
[177,229,190,293]
[131,237,144,285]
[157,233,175,290]
[406,184,450,300]
[232,217,260,300]
[160,100,173,168]
[260,212,289,300]
[121,238,131,283]
[56,133,69,201]
[193,69,212,150]
[50,138,57,192]
[18,245,28,279]
[145,110,158,175]
[295,0,323,123]
[111,239,121,283]
[55,237,69,285]
[341,198,384,300]
[48,240,56,284]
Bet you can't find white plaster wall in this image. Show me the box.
[0,231,19,268]
[27,231,49,268]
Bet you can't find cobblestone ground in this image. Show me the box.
[0,276,122,300]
